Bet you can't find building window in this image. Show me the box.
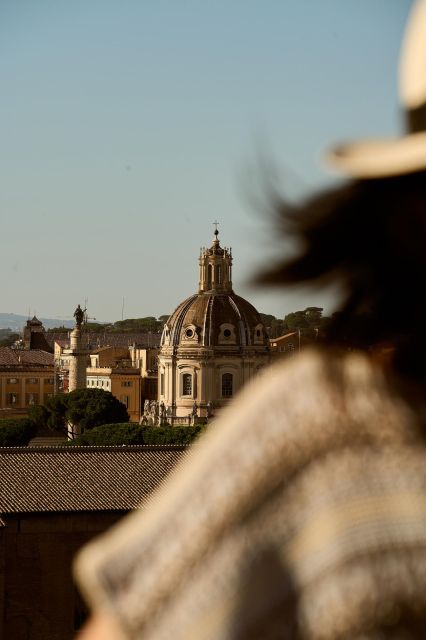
[182,373,192,396]
[222,373,233,397]
[7,393,18,405]
[216,263,222,284]
[45,378,54,385]
[7,378,18,384]
[121,381,132,387]
[160,373,165,396]
[26,378,38,385]
[120,395,130,409]
[26,393,38,406]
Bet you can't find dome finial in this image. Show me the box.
[212,220,220,241]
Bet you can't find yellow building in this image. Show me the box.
[55,341,156,422]
[129,345,159,403]
[0,348,54,418]
[86,366,141,422]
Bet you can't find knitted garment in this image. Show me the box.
[75,350,426,639]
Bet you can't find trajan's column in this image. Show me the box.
[66,304,87,392]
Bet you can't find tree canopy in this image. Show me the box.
[47,316,169,334]
[68,423,206,446]
[283,307,330,339]
[0,330,21,347]
[66,389,129,431]
[28,389,129,434]
[0,418,37,446]
[259,314,286,339]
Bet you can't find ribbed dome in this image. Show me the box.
[162,292,267,348]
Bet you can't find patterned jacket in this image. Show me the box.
[75,350,426,639]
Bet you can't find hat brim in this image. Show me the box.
[326,131,426,178]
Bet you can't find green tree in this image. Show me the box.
[65,388,129,432]
[27,389,129,435]
[284,311,310,331]
[27,404,50,431]
[304,306,323,326]
[45,394,68,433]
[112,317,161,333]
[27,399,68,434]
[0,331,21,347]
[68,423,206,446]
[0,418,37,446]
[259,314,285,339]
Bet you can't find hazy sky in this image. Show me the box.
[1,0,411,323]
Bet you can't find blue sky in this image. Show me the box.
[0,0,411,322]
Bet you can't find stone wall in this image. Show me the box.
[0,510,125,639]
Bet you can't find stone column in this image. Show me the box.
[68,328,86,392]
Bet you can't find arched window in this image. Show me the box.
[222,373,233,397]
[182,373,192,396]
[216,264,222,284]
[207,264,213,289]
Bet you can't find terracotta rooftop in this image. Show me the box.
[48,332,161,349]
[0,445,188,514]
[0,347,54,367]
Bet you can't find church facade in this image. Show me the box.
[158,231,270,424]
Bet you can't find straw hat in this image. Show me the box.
[327,0,426,178]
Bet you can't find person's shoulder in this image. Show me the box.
[207,347,417,453]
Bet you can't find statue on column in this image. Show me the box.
[73,304,86,327]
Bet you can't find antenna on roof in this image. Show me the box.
[122,297,125,321]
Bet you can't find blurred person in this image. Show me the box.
[75,2,426,638]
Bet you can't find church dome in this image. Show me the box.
[161,230,268,349]
[162,292,267,348]
[158,229,270,424]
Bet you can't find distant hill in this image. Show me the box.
[0,313,74,331]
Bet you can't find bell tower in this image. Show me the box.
[198,227,233,294]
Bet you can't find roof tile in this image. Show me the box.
[0,446,188,513]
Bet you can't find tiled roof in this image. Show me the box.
[47,332,161,349]
[111,367,141,375]
[29,332,53,353]
[270,332,298,344]
[0,347,54,367]
[0,446,189,514]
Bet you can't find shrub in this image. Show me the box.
[69,423,207,446]
[0,419,37,446]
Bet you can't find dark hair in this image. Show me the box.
[259,170,426,385]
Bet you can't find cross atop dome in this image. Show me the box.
[212,220,220,238]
